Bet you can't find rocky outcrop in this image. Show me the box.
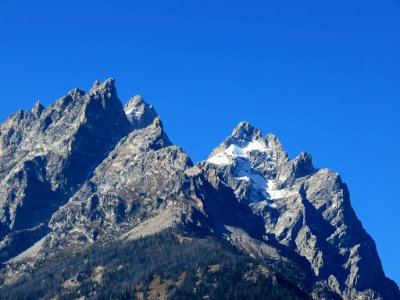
[124,95,158,129]
[40,117,193,257]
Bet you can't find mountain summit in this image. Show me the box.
[0,79,398,300]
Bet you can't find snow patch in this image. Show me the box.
[237,171,268,192]
[235,160,283,203]
[236,170,284,202]
[225,144,245,157]
[207,154,231,165]
[207,140,268,165]
[267,180,285,199]
[244,141,268,153]
[206,139,285,204]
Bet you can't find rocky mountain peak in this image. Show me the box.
[0,79,132,263]
[231,121,262,142]
[199,122,399,300]
[207,122,288,173]
[67,88,85,98]
[88,78,118,105]
[31,101,44,117]
[292,151,314,176]
[277,151,316,184]
[124,95,158,129]
[89,78,115,94]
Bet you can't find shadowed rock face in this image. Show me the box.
[0,79,131,261]
[0,81,398,300]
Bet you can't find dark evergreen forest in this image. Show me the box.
[1,228,310,300]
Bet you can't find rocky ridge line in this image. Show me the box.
[0,79,398,300]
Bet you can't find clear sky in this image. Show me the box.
[1,0,399,285]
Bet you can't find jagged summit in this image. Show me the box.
[89,78,116,95]
[207,122,288,173]
[124,95,158,129]
[277,151,316,184]
[31,101,44,117]
[231,121,262,142]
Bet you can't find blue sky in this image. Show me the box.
[1,0,399,284]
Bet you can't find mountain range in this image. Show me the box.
[0,79,398,300]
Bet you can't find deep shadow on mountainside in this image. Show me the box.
[0,79,398,300]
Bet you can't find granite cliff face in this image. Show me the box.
[0,79,398,300]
